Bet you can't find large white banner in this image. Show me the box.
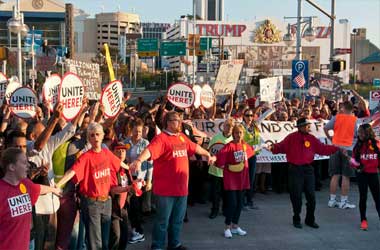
[214,59,243,96]
[259,76,283,103]
[192,119,330,163]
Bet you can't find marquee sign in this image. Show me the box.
[196,24,247,37]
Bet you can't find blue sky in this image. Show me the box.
[66,0,380,48]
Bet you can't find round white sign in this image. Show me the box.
[100,80,123,118]
[59,72,85,121]
[42,74,61,112]
[0,72,8,106]
[167,83,195,109]
[9,87,37,119]
[209,143,225,156]
[200,84,215,109]
[5,76,22,104]
[192,85,202,108]
[308,86,321,97]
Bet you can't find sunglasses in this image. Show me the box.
[244,114,254,117]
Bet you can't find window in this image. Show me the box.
[372,66,375,71]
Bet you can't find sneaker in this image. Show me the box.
[338,201,356,209]
[128,232,145,244]
[360,220,368,231]
[224,228,232,238]
[231,227,247,236]
[328,199,338,208]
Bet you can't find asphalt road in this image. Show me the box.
[131,180,380,250]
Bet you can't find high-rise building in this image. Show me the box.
[195,0,224,21]
[142,22,171,39]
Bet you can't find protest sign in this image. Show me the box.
[214,59,243,96]
[42,74,61,111]
[369,90,380,113]
[193,84,202,108]
[9,87,37,119]
[259,76,283,103]
[65,59,101,100]
[201,84,215,108]
[192,118,330,163]
[100,80,123,118]
[59,72,84,121]
[5,76,22,104]
[312,73,342,100]
[167,83,195,108]
[0,72,8,105]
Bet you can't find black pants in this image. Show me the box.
[357,172,380,221]
[224,190,243,225]
[244,155,257,205]
[272,162,288,193]
[288,164,316,224]
[128,194,144,234]
[188,160,209,204]
[209,175,224,213]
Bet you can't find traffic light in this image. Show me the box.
[332,60,346,72]
[0,47,8,60]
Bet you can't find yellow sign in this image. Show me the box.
[254,19,282,44]
[138,51,159,57]
[103,43,115,81]
[189,50,205,56]
[19,183,27,194]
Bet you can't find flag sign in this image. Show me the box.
[59,72,85,121]
[9,87,37,119]
[0,72,8,105]
[292,60,309,89]
[42,74,61,112]
[167,83,195,108]
[200,84,215,109]
[192,84,202,108]
[5,77,22,104]
[100,80,123,118]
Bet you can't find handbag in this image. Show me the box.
[228,162,245,172]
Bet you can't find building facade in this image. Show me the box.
[142,22,171,39]
[0,0,66,47]
[358,52,380,83]
[164,17,352,83]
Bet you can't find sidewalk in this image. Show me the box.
[132,181,380,250]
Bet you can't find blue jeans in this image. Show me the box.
[151,195,187,250]
[81,197,112,250]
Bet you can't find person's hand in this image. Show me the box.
[39,162,49,177]
[208,155,216,165]
[3,104,11,119]
[340,148,348,157]
[53,103,63,120]
[51,187,63,197]
[145,180,152,191]
[130,159,142,173]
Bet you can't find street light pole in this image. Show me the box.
[296,0,302,60]
[353,29,357,84]
[328,0,335,75]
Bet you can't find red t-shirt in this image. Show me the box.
[352,141,380,173]
[216,142,254,190]
[72,148,121,198]
[148,131,197,196]
[0,178,40,250]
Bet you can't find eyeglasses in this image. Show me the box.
[169,119,181,122]
[90,132,102,137]
[244,114,254,117]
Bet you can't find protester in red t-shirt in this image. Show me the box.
[55,122,130,250]
[129,111,216,250]
[351,123,380,231]
[0,148,61,250]
[216,124,254,239]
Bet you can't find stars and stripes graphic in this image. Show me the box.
[294,71,306,88]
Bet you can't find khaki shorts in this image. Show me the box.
[328,150,355,177]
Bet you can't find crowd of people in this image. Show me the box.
[0,86,380,250]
